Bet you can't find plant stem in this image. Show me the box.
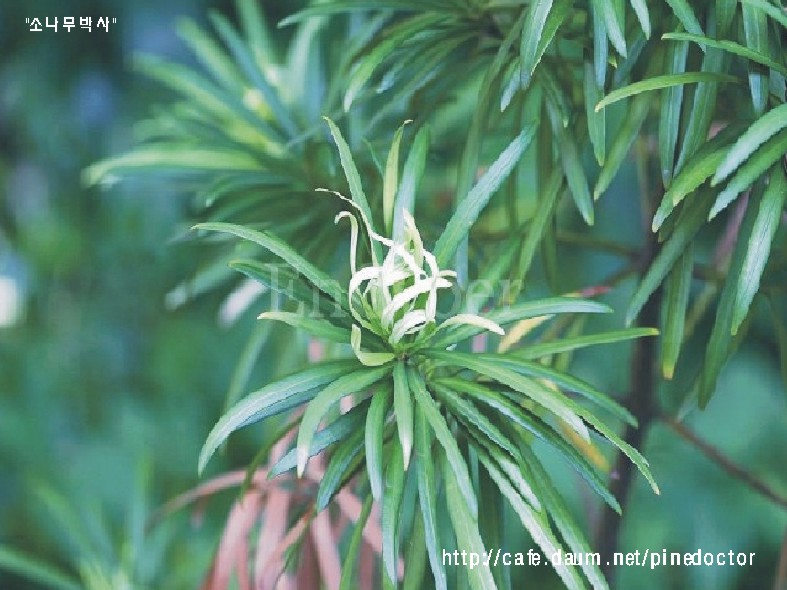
[662,415,787,512]
[595,206,661,582]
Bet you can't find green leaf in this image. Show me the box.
[339,495,374,590]
[741,0,787,29]
[198,359,357,473]
[660,39,690,187]
[520,0,555,86]
[660,244,693,379]
[258,311,349,343]
[316,427,366,510]
[414,406,448,590]
[591,0,626,57]
[512,168,563,287]
[425,351,589,442]
[394,125,430,240]
[230,259,349,322]
[0,546,81,590]
[663,32,787,78]
[177,19,244,92]
[628,194,712,324]
[523,453,611,590]
[742,2,770,114]
[402,504,428,590]
[407,367,478,518]
[629,0,651,38]
[194,222,348,308]
[393,361,414,469]
[716,0,738,34]
[699,181,764,406]
[664,0,705,38]
[297,365,391,475]
[83,146,264,185]
[430,377,622,513]
[210,12,298,137]
[366,387,392,502]
[442,453,498,590]
[594,92,652,199]
[676,48,725,173]
[431,297,611,349]
[515,328,660,360]
[731,167,787,333]
[343,13,445,111]
[435,386,520,459]
[382,439,406,584]
[710,127,787,218]
[591,1,608,87]
[584,62,606,165]
[547,102,593,224]
[434,125,538,267]
[653,122,747,229]
[474,451,583,590]
[596,72,738,111]
[384,121,411,235]
[712,104,787,185]
[323,117,383,261]
[268,398,371,477]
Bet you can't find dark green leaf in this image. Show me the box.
[366,387,392,502]
[663,32,787,78]
[665,0,705,37]
[520,0,555,86]
[383,439,406,584]
[257,311,349,343]
[297,365,391,475]
[0,546,81,590]
[660,39,690,188]
[732,167,787,333]
[434,125,538,267]
[408,367,477,517]
[393,361,414,468]
[199,359,357,473]
[339,495,374,590]
[316,427,366,510]
[742,2,770,114]
[661,244,693,379]
[596,72,738,111]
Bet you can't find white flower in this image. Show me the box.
[327,191,504,365]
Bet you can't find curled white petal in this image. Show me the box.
[438,313,505,336]
[335,211,359,273]
[389,310,429,345]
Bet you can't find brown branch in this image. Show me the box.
[662,415,787,512]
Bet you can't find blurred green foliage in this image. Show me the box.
[1,1,786,589]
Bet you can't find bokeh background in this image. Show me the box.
[1,1,786,589]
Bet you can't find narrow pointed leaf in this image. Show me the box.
[742,2,770,114]
[393,361,414,469]
[442,454,498,590]
[665,0,705,37]
[382,439,406,584]
[366,387,392,502]
[596,72,738,111]
[663,32,787,78]
[516,328,659,360]
[384,122,410,235]
[269,398,371,477]
[258,311,349,343]
[629,0,651,38]
[408,367,477,517]
[199,360,357,473]
[394,125,430,239]
[591,0,626,57]
[712,104,787,185]
[584,61,606,165]
[661,244,693,379]
[316,427,366,510]
[628,195,712,324]
[520,0,554,86]
[710,128,787,218]
[339,495,374,590]
[594,92,652,199]
[660,40,689,187]
[194,222,347,307]
[414,406,447,590]
[0,547,81,590]
[434,125,537,267]
[324,118,382,261]
[741,0,787,29]
[547,102,593,224]
[297,366,390,476]
[732,167,787,333]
